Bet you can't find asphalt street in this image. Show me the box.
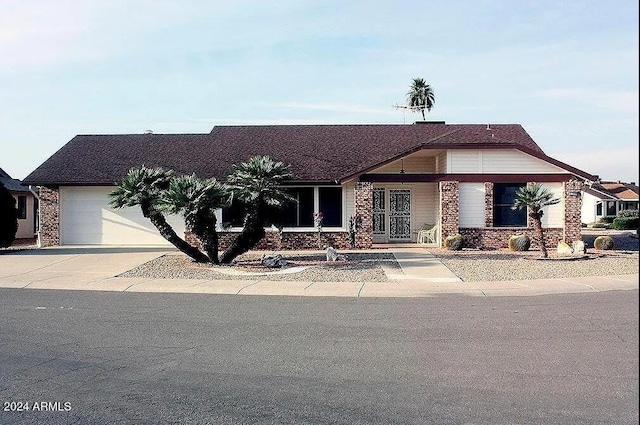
[0,288,638,424]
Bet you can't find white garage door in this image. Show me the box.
[60,187,186,246]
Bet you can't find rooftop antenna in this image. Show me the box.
[393,104,418,124]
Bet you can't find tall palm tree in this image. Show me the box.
[109,166,209,263]
[406,77,435,120]
[219,156,295,264]
[512,183,560,258]
[160,174,229,264]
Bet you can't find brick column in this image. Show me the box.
[38,186,60,247]
[439,181,459,246]
[355,181,373,248]
[484,182,493,227]
[564,179,584,244]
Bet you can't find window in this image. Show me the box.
[596,203,603,216]
[493,183,526,227]
[221,199,246,227]
[221,187,315,228]
[273,187,314,227]
[17,196,27,220]
[319,187,342,227]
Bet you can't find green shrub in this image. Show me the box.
[508,234,530,251]
[581,223,587,228]
[617,209,639,218]
[598,216,615,224]
[0,182,18,248]
[612,217,639,230]
[444,234,463,251]
[593,235,614,250]
[590,222,610,229]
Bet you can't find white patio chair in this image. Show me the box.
[417,222,439,245]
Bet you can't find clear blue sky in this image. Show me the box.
[1,0,638,183]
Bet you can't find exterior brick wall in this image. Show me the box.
[354,181,373,249]
[38,186,59,247]
[187,230,350,251]
[459,227,564,250]
[439,181,459,245]
[484,182,493,227]
[564,179,584,244]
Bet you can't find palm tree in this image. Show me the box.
[160,174,229,264]
[406,77,435,120]
[109,166,209,263]
[511,183,560,258]
[219,156,295,264]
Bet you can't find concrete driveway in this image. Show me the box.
[0,247,171,291]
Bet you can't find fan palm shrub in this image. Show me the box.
[160,174,229,263]
[511,183,560,258]
[109,166,209,263]
[220,156,295,264]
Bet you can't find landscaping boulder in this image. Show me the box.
[557,241,573,256]
[261,254,287,268]
[572,240,586,255]
[326,246,347,261]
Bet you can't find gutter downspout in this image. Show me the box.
[28,186,41,248]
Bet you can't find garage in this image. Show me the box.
[59,187,186,246]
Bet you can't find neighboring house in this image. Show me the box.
[582,181,639,224]
[0,167,38,239]
[23,122,596,249]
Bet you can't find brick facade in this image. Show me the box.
[354,181,373,249]
[563,179,584,244]
[484,182,493,227]
[38,186,59,247]
[439,181,459,244]
[459,227,564,250]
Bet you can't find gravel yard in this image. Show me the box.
[436,231,638,282]
[119,252,399,282]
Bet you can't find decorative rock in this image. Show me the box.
[325,247,347,261]
[261,254,287,268]
[557,241,573,256]
[444,234,463,251]
[572,240,586,255]
[326,246,339,261]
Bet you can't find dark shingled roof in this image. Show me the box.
[23,123,595,185]
[592,181,639,200]
[0,167,31,193]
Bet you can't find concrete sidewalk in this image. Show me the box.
[0,247,637,297]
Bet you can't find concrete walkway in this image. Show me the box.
[0,247,637,297]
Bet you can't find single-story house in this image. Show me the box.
[0,167,38,239]
[23,122,596,249]
[581,180,639,224]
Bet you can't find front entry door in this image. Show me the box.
[389,189,411,241]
